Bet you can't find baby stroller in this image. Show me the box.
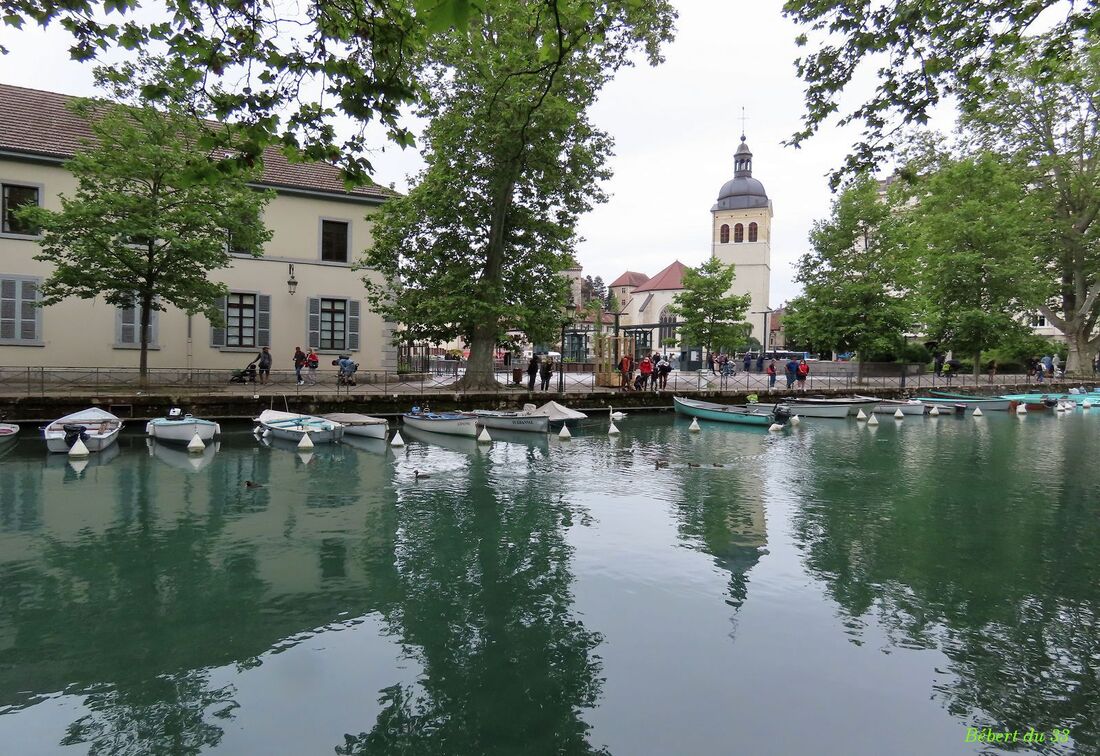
[229,361,257,384]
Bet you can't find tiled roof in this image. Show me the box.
[633,260,688,293]
[609,271,650,288]
[0,83,395,202]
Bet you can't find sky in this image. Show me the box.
[0,0,886,307]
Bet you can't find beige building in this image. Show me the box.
[0,84,396,374]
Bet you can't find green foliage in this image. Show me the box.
[668,258,751,356]
[362,0,675,388]
[782,176,914,360]
[18,72,272,375]
[898,152,1044,375]
[782,0,1089,184]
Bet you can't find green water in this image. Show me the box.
[0,412,1097,755]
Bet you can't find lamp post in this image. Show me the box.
[287,264,298,295]
[559,301,576,393]
[752,307,774,358]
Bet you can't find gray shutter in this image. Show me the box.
[18,280,37,341]
[150,308,159,346]
[211,296,227,347]
[347,299,360,351]
[0,279,16,340]
[308,297,320,349]
[119,304,136,344]
[257,294,271,347]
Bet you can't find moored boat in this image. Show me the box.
[787,396,879,416]
[755,400,851,419]
[921,392,1014,411]
[472,407,551,433]
[146,408,221,443]
[43,407,123,453]
[853,396,927,415]
[256,409,344,443]
[534,400,588,428]
[321,413,389,439]
[0,422,19,442]
[674,396,789,426]
[1002,393,1086,410]
[402,410,479,437]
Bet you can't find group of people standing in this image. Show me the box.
[1027,354,1062,383]
[526,354,555,391]
[618,352,672,391]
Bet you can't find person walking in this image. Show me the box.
[1052,353,1061,378]
[527,354,541,391]
[796,359,810,391]
[305,348,319,385]
[256,346,273,385]
[708,352,717,375]
[293,347,307,385]
[639,356,653,390]
[785,357,798,389]
[767,360,777,390]
[743,352,752,373]
[539,357,554,391]
[656,355,671,390]
[933,352,945,377]
[618,353,633,390]
[1094,354,1099,374]
[756,352,765,373]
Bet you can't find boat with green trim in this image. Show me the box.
[1002,392,1098,409]
[674,396,789,427]
[921,391,1015,411]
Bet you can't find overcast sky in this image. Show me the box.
[0,0,886,307]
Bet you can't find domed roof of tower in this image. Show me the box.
[712,135,769,211]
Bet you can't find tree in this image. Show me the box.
[667,258,751,359]
[591,274,606,304]
[19,73,272,379]
[362,0,675,390]
[899,153,1045,379]
[782,175,915,378]
[962,36,1100,373]
[782,0,1091,183]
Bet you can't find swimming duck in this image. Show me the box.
[415,470,431,480]
[712,463,725,468]
[687,462,701,468]
[655,459,669,469]
[244,480,263,489]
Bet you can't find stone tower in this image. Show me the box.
[710,135,772,342]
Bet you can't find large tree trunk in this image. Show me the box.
[455,161,520,392]
[973,351,981,383]
[138,291,154,386]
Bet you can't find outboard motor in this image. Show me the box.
[167,407,184,420]
[62,424,89,448]
[772,406,793,425]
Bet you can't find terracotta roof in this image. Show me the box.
[632,260,688,293]
[609,271,650,288]
[0,83,394,202]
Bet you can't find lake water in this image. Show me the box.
[0,411,1097,755]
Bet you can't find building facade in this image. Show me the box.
[0,84,396,373]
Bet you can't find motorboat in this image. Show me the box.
[0,422,18,442]
[1002,393,1084,410]
[255,409,344,443]
[785,396,879,416]
[534,400,588,428]
[145,407,221,443]
[43,407,123,453]
[923,391,1014,411]
[853,396,927,415]
[754,400,850,419]
[402,410,479,437]
[472,404,551,433]
[321,413,389,439]
[674,396,790,427]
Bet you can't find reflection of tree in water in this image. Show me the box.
[337,452,607,756]
[790,425,1100,754]
[61,671,238,756]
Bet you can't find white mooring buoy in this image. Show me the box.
[68,458,90,475]
[894,408,905,419]
[689,418,701,432]
[768,422,784,432]
[298,431,315,449]
[856,409,867,421]
[1016,403,1028,414]
[790,415,801,426]
[478,426,492,443]
[187,433,206,454]
[929,406,940,416]
[559,424,572,440]
[973,407,983,417]
[68,437,90,458]
[390,431,405,447]
[608,421,620,436]
[867,414,879,426]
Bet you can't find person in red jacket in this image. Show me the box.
[639,356,653,390]
[796,359,810,391]
[766,359,777,390]
[618,354,633,390]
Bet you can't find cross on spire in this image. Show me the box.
[739,107,748,141]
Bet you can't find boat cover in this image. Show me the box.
[535,401,587,423]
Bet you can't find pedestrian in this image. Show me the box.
[756,352,765,373]
[1052,353,1061,378]
[708,352,717,375]
[987,359,997,384]
[656,355,671,390]
[1035,357,1045,384]
[743,352,752,372]
[618,353,633,390]
[1094,354,1100,374]
[796,358,809,391]
[767,359,777,390]
[933,352,945,377]
[293,346,307,385]
[539,356,554,391]
[527,354,540,391]
[785,357,798,389]
[1041,354,1053,378]
[639,356,653,390]
[305,348,319,385]
[256,346,273,385]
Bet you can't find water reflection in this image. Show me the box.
[790,416,1100,753]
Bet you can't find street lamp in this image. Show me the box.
[752,307,774,358]
[559,301,576,393]
[287,264,298,295]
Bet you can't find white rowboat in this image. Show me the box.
[472,409,551,433]
[146,408,221,443]
[322,413,389,439]
[402,411,479,437]
[256,410,344,443]
[43,407,123,453]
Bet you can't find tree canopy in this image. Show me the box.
[668,258,751,358]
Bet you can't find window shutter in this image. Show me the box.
[347,299,360,351]
[119,304,136,344]
[0,279,16,340]
[211,296,227,347]
[18,281,37,341]
[308,297,321,349]
[150,308,158,346]
[257,294,271,347]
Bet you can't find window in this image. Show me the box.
[211,292,270,349]
[308,297,360,352]
[748,222,758,242]
[116,296,159,348]
[2,183,40,235]
[0,276,41,344]
[1030,314,1047,328]
[658,306,677,345]
[320,219,349,263]
[734,223,744,243]
[719,224,730,244]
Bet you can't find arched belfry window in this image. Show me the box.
[748,222,758,242]
[734,223,744,243]
[720,224,730,244]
